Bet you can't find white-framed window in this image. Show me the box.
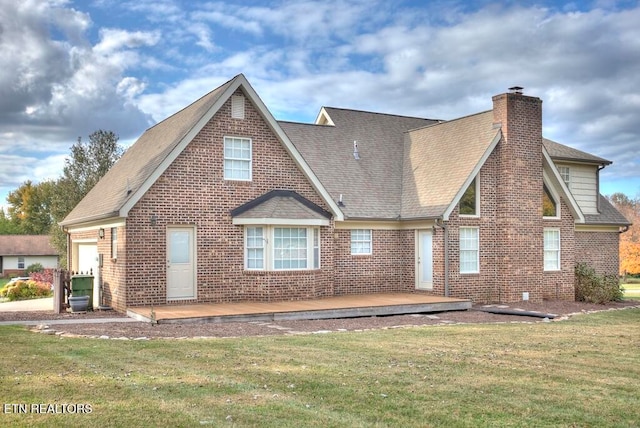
[350,229,372,255]
[245,227,265,269]
[244,226,320,271]
[544,228,561,271]
[459,227,479,273]
[558,166,570,187]
[224,136,252,181]
[111,227,118,260]
[274,227,308,269]
[17,257,25,269]
[459,176,479,216]
[543,184,558,218]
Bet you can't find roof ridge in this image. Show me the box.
[323,106,440,122]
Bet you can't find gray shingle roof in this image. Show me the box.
[231,190,331,220]
[60,73,627,226]
[280,108,437,219]
[61,77,235,225]
[543,138,611,165]
[401,111,499,219]
[0,235,57,256]
[584,195,631,225]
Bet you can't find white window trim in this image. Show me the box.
[350,229,372,255]
[17,257,25,269]
[558,166,570,187]
[459,227,479,274]
[245,226,265,270]
[224,136,252,181]
[244,225,320,271]
[543,182,561,220]
[459,175,480,218]
[544,228,561,271]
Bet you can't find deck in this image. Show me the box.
[126,293,471,324]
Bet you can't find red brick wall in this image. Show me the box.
[575,231,620,276]
[100,227,127,312]
[333,229,416,295]
[124,89,336,307]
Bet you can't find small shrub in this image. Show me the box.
[30,268,54,285]
[26,263,44,275]
[0,280,52,301]
[575,263,624,304]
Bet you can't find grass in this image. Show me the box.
[622,282,640,299]
[0,309,639,427]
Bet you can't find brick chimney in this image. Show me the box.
[492,88,544,302]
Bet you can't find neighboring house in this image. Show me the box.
[60,75,630,312]
[0,235,59,277]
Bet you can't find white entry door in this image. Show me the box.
[167,227,196,300]
[416,230,433,290]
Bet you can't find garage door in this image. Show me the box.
[77,243,99,308]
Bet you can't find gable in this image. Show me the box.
[401,111,501,220]
[61,74,342,227]
[231,190,331,225]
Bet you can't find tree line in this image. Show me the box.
[608,193,640,276]
[0,130,123,266]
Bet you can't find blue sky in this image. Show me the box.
[1,0,639,214]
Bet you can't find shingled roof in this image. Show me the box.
[61,77,235,225]
[543,138,611,165]
[61,74,627,227]
[280,108,436,219]
[0,235,57,256]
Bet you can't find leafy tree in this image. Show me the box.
[48,130,124,266]
[609,192,640,275]
[0,208,22,234]
[6,180,55,234]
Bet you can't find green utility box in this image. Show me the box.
[71,275,94,311]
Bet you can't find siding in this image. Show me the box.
[556,162,598,214]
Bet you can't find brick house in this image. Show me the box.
[60,75,629,312]
[0,235,59,277]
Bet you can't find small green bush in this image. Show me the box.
[0,280,52,301]
[25,263,44,275]
[575,263,623,304]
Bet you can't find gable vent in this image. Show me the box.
[232,95,245,119]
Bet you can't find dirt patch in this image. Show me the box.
[3,300,638,339]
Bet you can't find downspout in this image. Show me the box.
[597,165,606,212]
[434,218,449,297]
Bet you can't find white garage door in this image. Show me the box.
[77,243,99,308]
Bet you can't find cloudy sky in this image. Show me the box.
[1,0,639,213]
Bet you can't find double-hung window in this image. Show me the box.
[245,227,265,269]
[544,228,561,271]
[224,137,252,180]
[459,227,479,273]
[244,226,320,271]
[350,229,372,255]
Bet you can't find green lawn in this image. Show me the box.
[0,309,639,427]
[622,282,640,299]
